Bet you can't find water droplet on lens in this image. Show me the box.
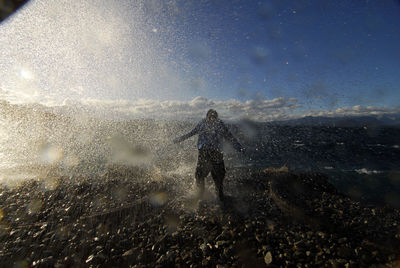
[39,143,63,164]
[42,177,59,191]
[149,191,168,206]
[26,199,43,214]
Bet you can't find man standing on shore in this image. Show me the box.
[173,109,244,201]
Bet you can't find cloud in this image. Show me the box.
[51,96,300,121]
[4,95,399,122]
[304,105,400,118]
[46,96,400,122]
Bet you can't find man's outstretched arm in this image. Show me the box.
[173,122,201,144]
[222,123,244,152]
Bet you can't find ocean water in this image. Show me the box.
[231,123,400,207]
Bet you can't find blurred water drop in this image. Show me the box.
[56,225,70,239]
[267,23,282,40]
[264,251,273,265]
[77,131,94,145]
[96,223,110,236]
[0,221,10,236]
[0,208,4,221]
[334,48,356,65]
[189,77,207,92]
[26,199,43,215]
[257,2,274,19]
[41,177,59,191]
[12,260,28,268]
[267,222,274,232]
[222,139,235,156]
[184,197,199,211]
[109,136,151,166]
[39,143,63,164]
[238,120,257,140]
[149,191,168,206]
[164,214,179,233]
[92,196,107,211]
[388,171,400,187]
[364,14,383,33]
[63,154,80,167]
[112,186,128,202]
[347,186,361,200]
[236,87,249,98]
[250,46,269,65]
[151,167,163,181]
[385,192,400,208]
[19,68,34,80]
[188,42,210,61]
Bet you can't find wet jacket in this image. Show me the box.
[174,119,243,152]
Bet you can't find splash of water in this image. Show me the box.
[0,1,198,184]
[0,99,201,185]
[0,0,183,105]
[0,1,251,188]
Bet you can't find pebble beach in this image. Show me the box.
[0,166,399,267]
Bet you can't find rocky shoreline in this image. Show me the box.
[0,166,399,267]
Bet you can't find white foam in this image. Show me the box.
[355,168,382,175]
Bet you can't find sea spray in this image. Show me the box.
[0,100,206,197]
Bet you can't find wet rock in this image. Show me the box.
[32,256,55,267]
[216,240,228,247]
[216,229,230,241]
[264,251,272,265]
[337,246,353,259]
[122,248,136,257]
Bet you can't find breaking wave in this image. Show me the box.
[0,101,200,185]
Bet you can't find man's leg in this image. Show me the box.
[195,170,205,199]
[211,152,226,201]
[195,150,210,199]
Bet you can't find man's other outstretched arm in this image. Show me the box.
[222,123,244,152]
[173,122,201,144]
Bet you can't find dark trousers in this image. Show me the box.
[195,149,226,200]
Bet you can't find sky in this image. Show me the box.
[0,0,400,121]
